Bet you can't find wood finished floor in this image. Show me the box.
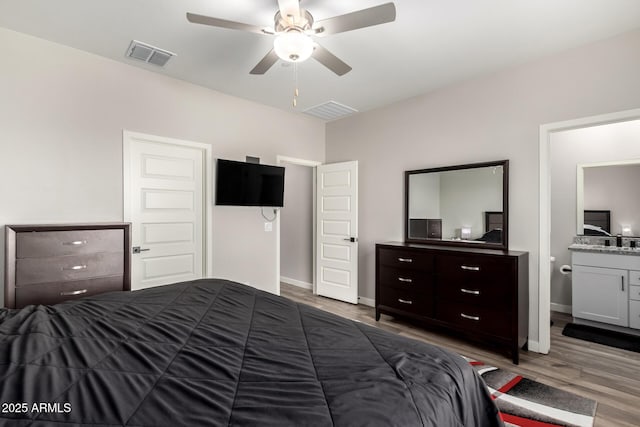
[280,283,640,427]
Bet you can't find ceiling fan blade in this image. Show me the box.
[313,2,396,36]
[277,0,301,22]
[250,49,280,74]
[186,12,267,35]
[312,44,352,76]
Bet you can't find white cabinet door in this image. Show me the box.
[572,265,628,326]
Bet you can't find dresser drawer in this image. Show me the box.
[436,280,510,306]
[15,276,124,307]
[630,301,640,330]
[16,229,124,259]
[378,286,432,316]
[436,301,510,337]
[379,265,432,292]
[16,252,124,286]
[437,254,513,279]
[378,248,434,271]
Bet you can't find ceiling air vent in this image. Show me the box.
[126,40,175,67]
[303,101,358,121]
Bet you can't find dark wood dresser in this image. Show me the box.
[376,242,528,364]
[4,223,131,308]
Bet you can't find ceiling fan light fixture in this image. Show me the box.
[274,30,314,62]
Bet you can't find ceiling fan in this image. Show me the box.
[186,0,396,76]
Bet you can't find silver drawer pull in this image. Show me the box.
[398,277,413,283]
[398,257,413,263]
[63,265,87,271]
[63,240,87,246]
[460,288,480,295]
[60,289,87,296]
[460,313,480,321]
[461,265,480,271]
[398,298,413,305]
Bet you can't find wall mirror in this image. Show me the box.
[577,159,640,237]
[405,160,509,250]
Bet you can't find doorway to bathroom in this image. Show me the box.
[539,108,640,353]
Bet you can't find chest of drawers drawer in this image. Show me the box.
[436,282,509,306]
[436,301,511,337]
[436,254,513,282]
[378,265,432,293]
[378,248,433,271]
[17,229,124,258]
[378,286,432,316]
[15,252,124,286]
[15,276,124,307]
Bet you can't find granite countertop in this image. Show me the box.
[568,243,640,256]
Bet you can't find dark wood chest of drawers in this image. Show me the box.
[5,223,131,308]
[376,242,528,364]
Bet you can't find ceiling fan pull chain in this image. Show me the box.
[293,62,299,107]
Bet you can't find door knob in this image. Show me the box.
[132,246,151,254]
[343,237,358,242]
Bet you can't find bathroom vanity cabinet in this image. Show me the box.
[571,250,640,330]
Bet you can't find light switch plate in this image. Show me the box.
[264,222,273,232]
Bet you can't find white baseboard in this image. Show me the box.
[358,296,375,307]
[281,277,375,308]
[550,303,571,314]
[280,276,313,290]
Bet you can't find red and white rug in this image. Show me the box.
[465,358,597,427]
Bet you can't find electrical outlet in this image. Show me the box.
[264,222,273,232]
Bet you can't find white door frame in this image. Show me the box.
[537,107,640,353]
[276,155,322,294]
[123,130,214,278]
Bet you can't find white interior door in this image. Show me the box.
[315,161,358,304]
[124,131,206,290]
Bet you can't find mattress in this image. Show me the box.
[0,278,502,426]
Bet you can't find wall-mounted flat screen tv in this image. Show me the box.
[215,159,285,207]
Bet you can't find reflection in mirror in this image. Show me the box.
[405,160,508,250]
[577,160,640,237]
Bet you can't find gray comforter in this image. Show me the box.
[0,278,502,426]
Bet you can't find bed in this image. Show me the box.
[0,279,501,426]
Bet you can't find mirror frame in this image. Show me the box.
[404,159,509,250]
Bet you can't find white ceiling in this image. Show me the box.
[1,0,640,118]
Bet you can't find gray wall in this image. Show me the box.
[325,29,640,347]
[550,120,640,310]
[0,27,325,305]
[280,163,314,285]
